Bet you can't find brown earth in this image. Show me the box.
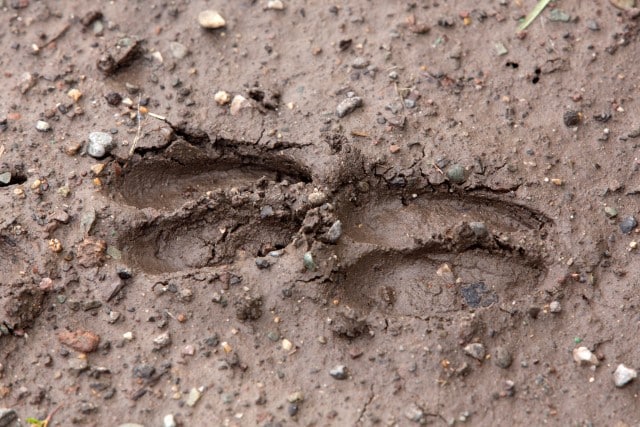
[1,0,640,426]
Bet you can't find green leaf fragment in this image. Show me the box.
[518,0,553,31]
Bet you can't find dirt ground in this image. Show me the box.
[1,0,640,425]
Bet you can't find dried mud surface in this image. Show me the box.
[1,1,640,426]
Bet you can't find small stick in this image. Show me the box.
[128,94,143,157]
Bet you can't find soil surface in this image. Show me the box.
[1,0,640,426]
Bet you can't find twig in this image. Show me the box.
[128,94,143,157]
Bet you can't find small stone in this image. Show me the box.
[108,311,120,324]
[287,391,304,403]
[493,346,512,368]
[494,42,508,56]
[0,172,11,185]
[352,57,370,69]
[404,403,424,423]
[446,164,466,184]
[0,408,18,427]
[230,95,249,115]
[563,110,581,127]
[35,120,51,132]
[464,343,486,361]
[67,88,83,102]
[336,96,363,118]
[288,404,298,416]
[549,301,562,313]
[620,216,637,234]
[586,20,600,31]
[255,257,271,269]
[610,0,636,11]
[605,206,618,218]
[186,388,201,407]
[326,220,342,243]
[266,0,284,10]
[153,332,171,350]
[214,90,231,105]
[308,190,327,206]
[68,357,89,374]
[282,339,293,351]
[329,365,348,380]
[573,346,599,366]
[436,263,455,283]
[58,330,100,353]
[123,331,134,341]
[87,132,114,159]
[303,252,316,271]
[169,41,189,59]
[105,92,122,106]
[163,414,177,427]
[548,9,571,22]
[198,10,226,29]
[614,364,637,387]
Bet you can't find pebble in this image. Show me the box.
[572,346,599,366]
[0,172,11,185]
[308,190,327,206]
[35,120,51,132]
[169,41,189,59]
[463,343,486,361]
[469,222,488,238]
[303,251,316,271]
[614,364,637,387]
[336,96,363,118]
[0,408,17,427]
[266,0,284,10]
[493,346,512,368]
[610,0,636,10]
[67,88,83,102]
[549,301,562,313]
[604,206,618,218]
[352,57,370,69]
[620,216,637,234]
[87,132,114,158]
[186,388,202,407]
[404,403,424,423]
[563,110,581,127]
[326,220,343,243]
[230,94,249,115]
[446,164,466,184]
[288,404,298,416]
[214,90,231,105]
[282,339,293,351]
[153,332,172,350]
[329,365,348,380]
[198,10,226,29]
[117,425,145,427]
[58,330,100,353]
[255,257,271,269]
[163,414,176,427]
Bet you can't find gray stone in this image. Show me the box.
[0,172,11,185]
[404,403,424,423]
[153,332,171,350]
[0,408,18,427]
[620,216,637,234]
[329,365,348,380]
[614,364,637,387]
[326,220,343,243]
[352,57,370,69]
[463,343,485,361]
[336,96,363,118]
[469,221,488,238]
[169,42,189,59]
[87,132,114,158]
[549,301,561,313]
[493,346,512,368]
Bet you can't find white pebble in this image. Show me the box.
[35,120,51,132]
[614,364,637,387]
[214,90,231,106]
[198,10,226,29]
[572,346,598,366]
[549,301,561,313]
[267,0,285,10]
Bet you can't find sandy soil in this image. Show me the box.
[1,0,640,425]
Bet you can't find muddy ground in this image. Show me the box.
[1,0,640,425]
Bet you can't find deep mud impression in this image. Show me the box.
[2,0,640,426]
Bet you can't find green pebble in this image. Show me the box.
[574,337,583,344]
[604,206,618,218]
[446,164,466,184]
[303,251,316,271]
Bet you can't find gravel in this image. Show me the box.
[464,343,486,361]
[336,96,363,118]
[614,364,637,387]
[329,365,348,380]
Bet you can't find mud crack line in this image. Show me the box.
[356,384,375,425]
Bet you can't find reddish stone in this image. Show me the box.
[58,330,100,353]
